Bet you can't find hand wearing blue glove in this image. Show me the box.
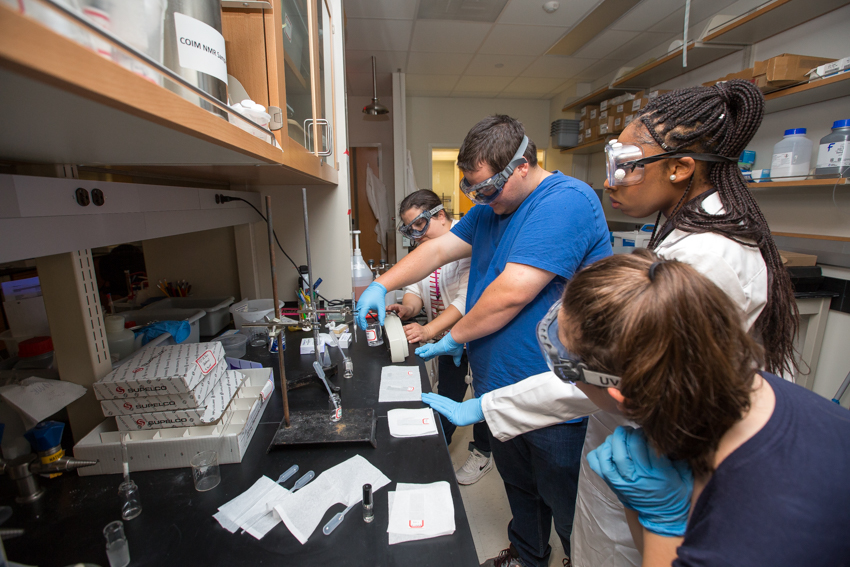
[414,332,464,366]
[355,281,387,330]
[421,393,484,426]
[587,426,694,537]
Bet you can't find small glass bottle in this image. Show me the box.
[329,393,341,422]
[362,483,374,523]
[365,322,383,346]
[119,479,142,520]
[103,520,131,567]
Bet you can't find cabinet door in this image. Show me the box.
[277,0,314,151]
[314,0,336,167]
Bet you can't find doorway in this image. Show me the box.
[349,146,384,266]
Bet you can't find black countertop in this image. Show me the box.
[2,326,479,567]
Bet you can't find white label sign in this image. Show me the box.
[817,141,849,168]
[173,12,227,84]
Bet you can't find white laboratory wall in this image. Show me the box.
[406,97,551,191]
[247,184,352,304]
[142,227,241,298]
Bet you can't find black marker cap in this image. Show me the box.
[362,483,373,505]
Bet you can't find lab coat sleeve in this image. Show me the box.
[480,371,600,441]
[449,258,470,316]
[404,282,422,301]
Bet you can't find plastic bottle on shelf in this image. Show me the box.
[351,230,374,301]
[814,119,850,179]
[771,128,813,181]
[105,315,135,363]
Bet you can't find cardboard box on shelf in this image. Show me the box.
[114,370,245,431]
[753,54,836,92]
[580,104,599,119]
[779,250,818,267]
[93,342,227,400]
[584,128,594,142]
[624,113,638,127]
[579,119,586,130]
[577,132,584,144]
[809,56,850,80]
[74,369,274,476]
[646,89,670,99]
[599,117,620,136]
[588,106,600,120]
[613,114,626,132]
[599,99,609,111]
[599,109,610,121]
[631,97,649,113]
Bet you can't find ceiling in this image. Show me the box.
[343,0,744,99]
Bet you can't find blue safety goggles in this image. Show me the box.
[537,300,622,389]
[459,136,529,205]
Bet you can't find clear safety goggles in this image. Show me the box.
[397,204,444,240]
[459,136,529,205]
[605,139,737,187]
[536,300,622,389]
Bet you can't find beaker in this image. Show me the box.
[250,327,269,348]
[118,479,142,520]
[190,450,221,492]
[365,322,383,346]
[103,520,130,567]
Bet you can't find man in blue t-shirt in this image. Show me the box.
[356,115,611,567]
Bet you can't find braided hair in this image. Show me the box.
[638,79,799,376]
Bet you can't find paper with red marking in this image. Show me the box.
[387,408,438,438]
[378,366,421,402]
[387,482,455,544]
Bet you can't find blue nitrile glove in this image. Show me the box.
[587,426,693,537]
[415,332,463,366]
[135,321,192,346]
[421,393,484,426]
[355,282,388,330]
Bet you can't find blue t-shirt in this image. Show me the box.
[451,171,611,395]
[675,373,850,566]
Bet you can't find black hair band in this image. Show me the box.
[649,261,662,281]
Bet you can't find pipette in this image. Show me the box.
[277,464,299,485]
[313,361,340,412]
[322,502,356,535]
[291,470,315,492]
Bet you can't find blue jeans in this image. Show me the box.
[487,418,588,567]
[437,353,491,455]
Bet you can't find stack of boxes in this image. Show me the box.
[577,90,669,145]
[703,54,837,93]
[94,342,244,431]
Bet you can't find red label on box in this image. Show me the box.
[195,350,217,374]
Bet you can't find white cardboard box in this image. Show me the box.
[74,368,273,476]
[114,370,244,431]
[99,359,227,414]
[93,342,226,400]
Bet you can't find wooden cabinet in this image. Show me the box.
[0,0,338,186]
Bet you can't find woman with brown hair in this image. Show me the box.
[545,250,850,566]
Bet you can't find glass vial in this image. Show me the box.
[119,479,142,520]
[103,520,131,567]
[362,483,374,523]
[365,322,383,346]
[344,359,354,379]
[329,393,341,422]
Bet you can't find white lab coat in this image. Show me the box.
[480,192,768,567]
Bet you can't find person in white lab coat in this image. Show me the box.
[387,189,493,484]
[423,80,800,566]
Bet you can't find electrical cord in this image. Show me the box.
[216,194,346,306]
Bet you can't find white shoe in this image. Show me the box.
[455,448,493,485]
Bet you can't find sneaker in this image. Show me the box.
[480,545,524,567]
[456,448,493,485]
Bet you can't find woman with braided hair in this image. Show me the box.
[422,80,803,566]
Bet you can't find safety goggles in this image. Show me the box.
[536,300,622,389]
[397,204,444,240]
[459,136,529,205]
[604,140,737,187]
